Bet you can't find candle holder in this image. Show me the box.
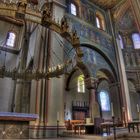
[112,116,116,140]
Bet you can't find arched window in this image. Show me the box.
[96,12,106,31]
[99,90,110,111]
[6,32,16,47]
[70,3,77,16]
[96,16,101,29]
[132,33,140,49]
[119,34,124,49]
[77,74,85,93]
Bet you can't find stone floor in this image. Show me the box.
[28,127,140,140]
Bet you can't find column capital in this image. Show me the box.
[85,77,98,89]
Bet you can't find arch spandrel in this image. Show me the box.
[80,44,117,80]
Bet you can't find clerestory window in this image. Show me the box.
[132,33,140,49]
[71,3,77,16]
[96,11,106,31]
[6,32,16,47]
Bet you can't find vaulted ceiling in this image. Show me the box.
[89,0,124,9]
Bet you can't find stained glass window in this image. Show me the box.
[132,33,140,49]
[6,32,16,47]
[77,75,85,93]
[71,3,77,16]
[99,90,110,111]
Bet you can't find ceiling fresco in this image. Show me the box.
[89,0,124,9]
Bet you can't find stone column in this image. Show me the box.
[29,25,48,139]
[116,38,132,121]
[85,77,100,122]
[14,21,31,113]
[108,9,132,121]
[89,88,96,118]
[43,0,66,138]
[29,0,67,138]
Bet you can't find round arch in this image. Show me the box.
[96,68,116,84]
[81,43,118,81]
[65,63,92,91]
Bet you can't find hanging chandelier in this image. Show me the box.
[0,60,74,80]
[0,0,84,80]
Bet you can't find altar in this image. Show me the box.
[0,112,38,139]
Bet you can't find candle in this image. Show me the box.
[57,112,59,120]
[111,102,114,117]
[137,104,139,113]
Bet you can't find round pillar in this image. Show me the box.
[85,77,100,122]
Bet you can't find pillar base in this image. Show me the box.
[29,125,66,138]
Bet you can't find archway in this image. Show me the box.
[64,44,118,125]
[81,44,118,80]
[96,69,121,120]
[65,68,90,121]
[65,58,92,119]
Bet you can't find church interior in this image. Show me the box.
[0,0,140,139]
